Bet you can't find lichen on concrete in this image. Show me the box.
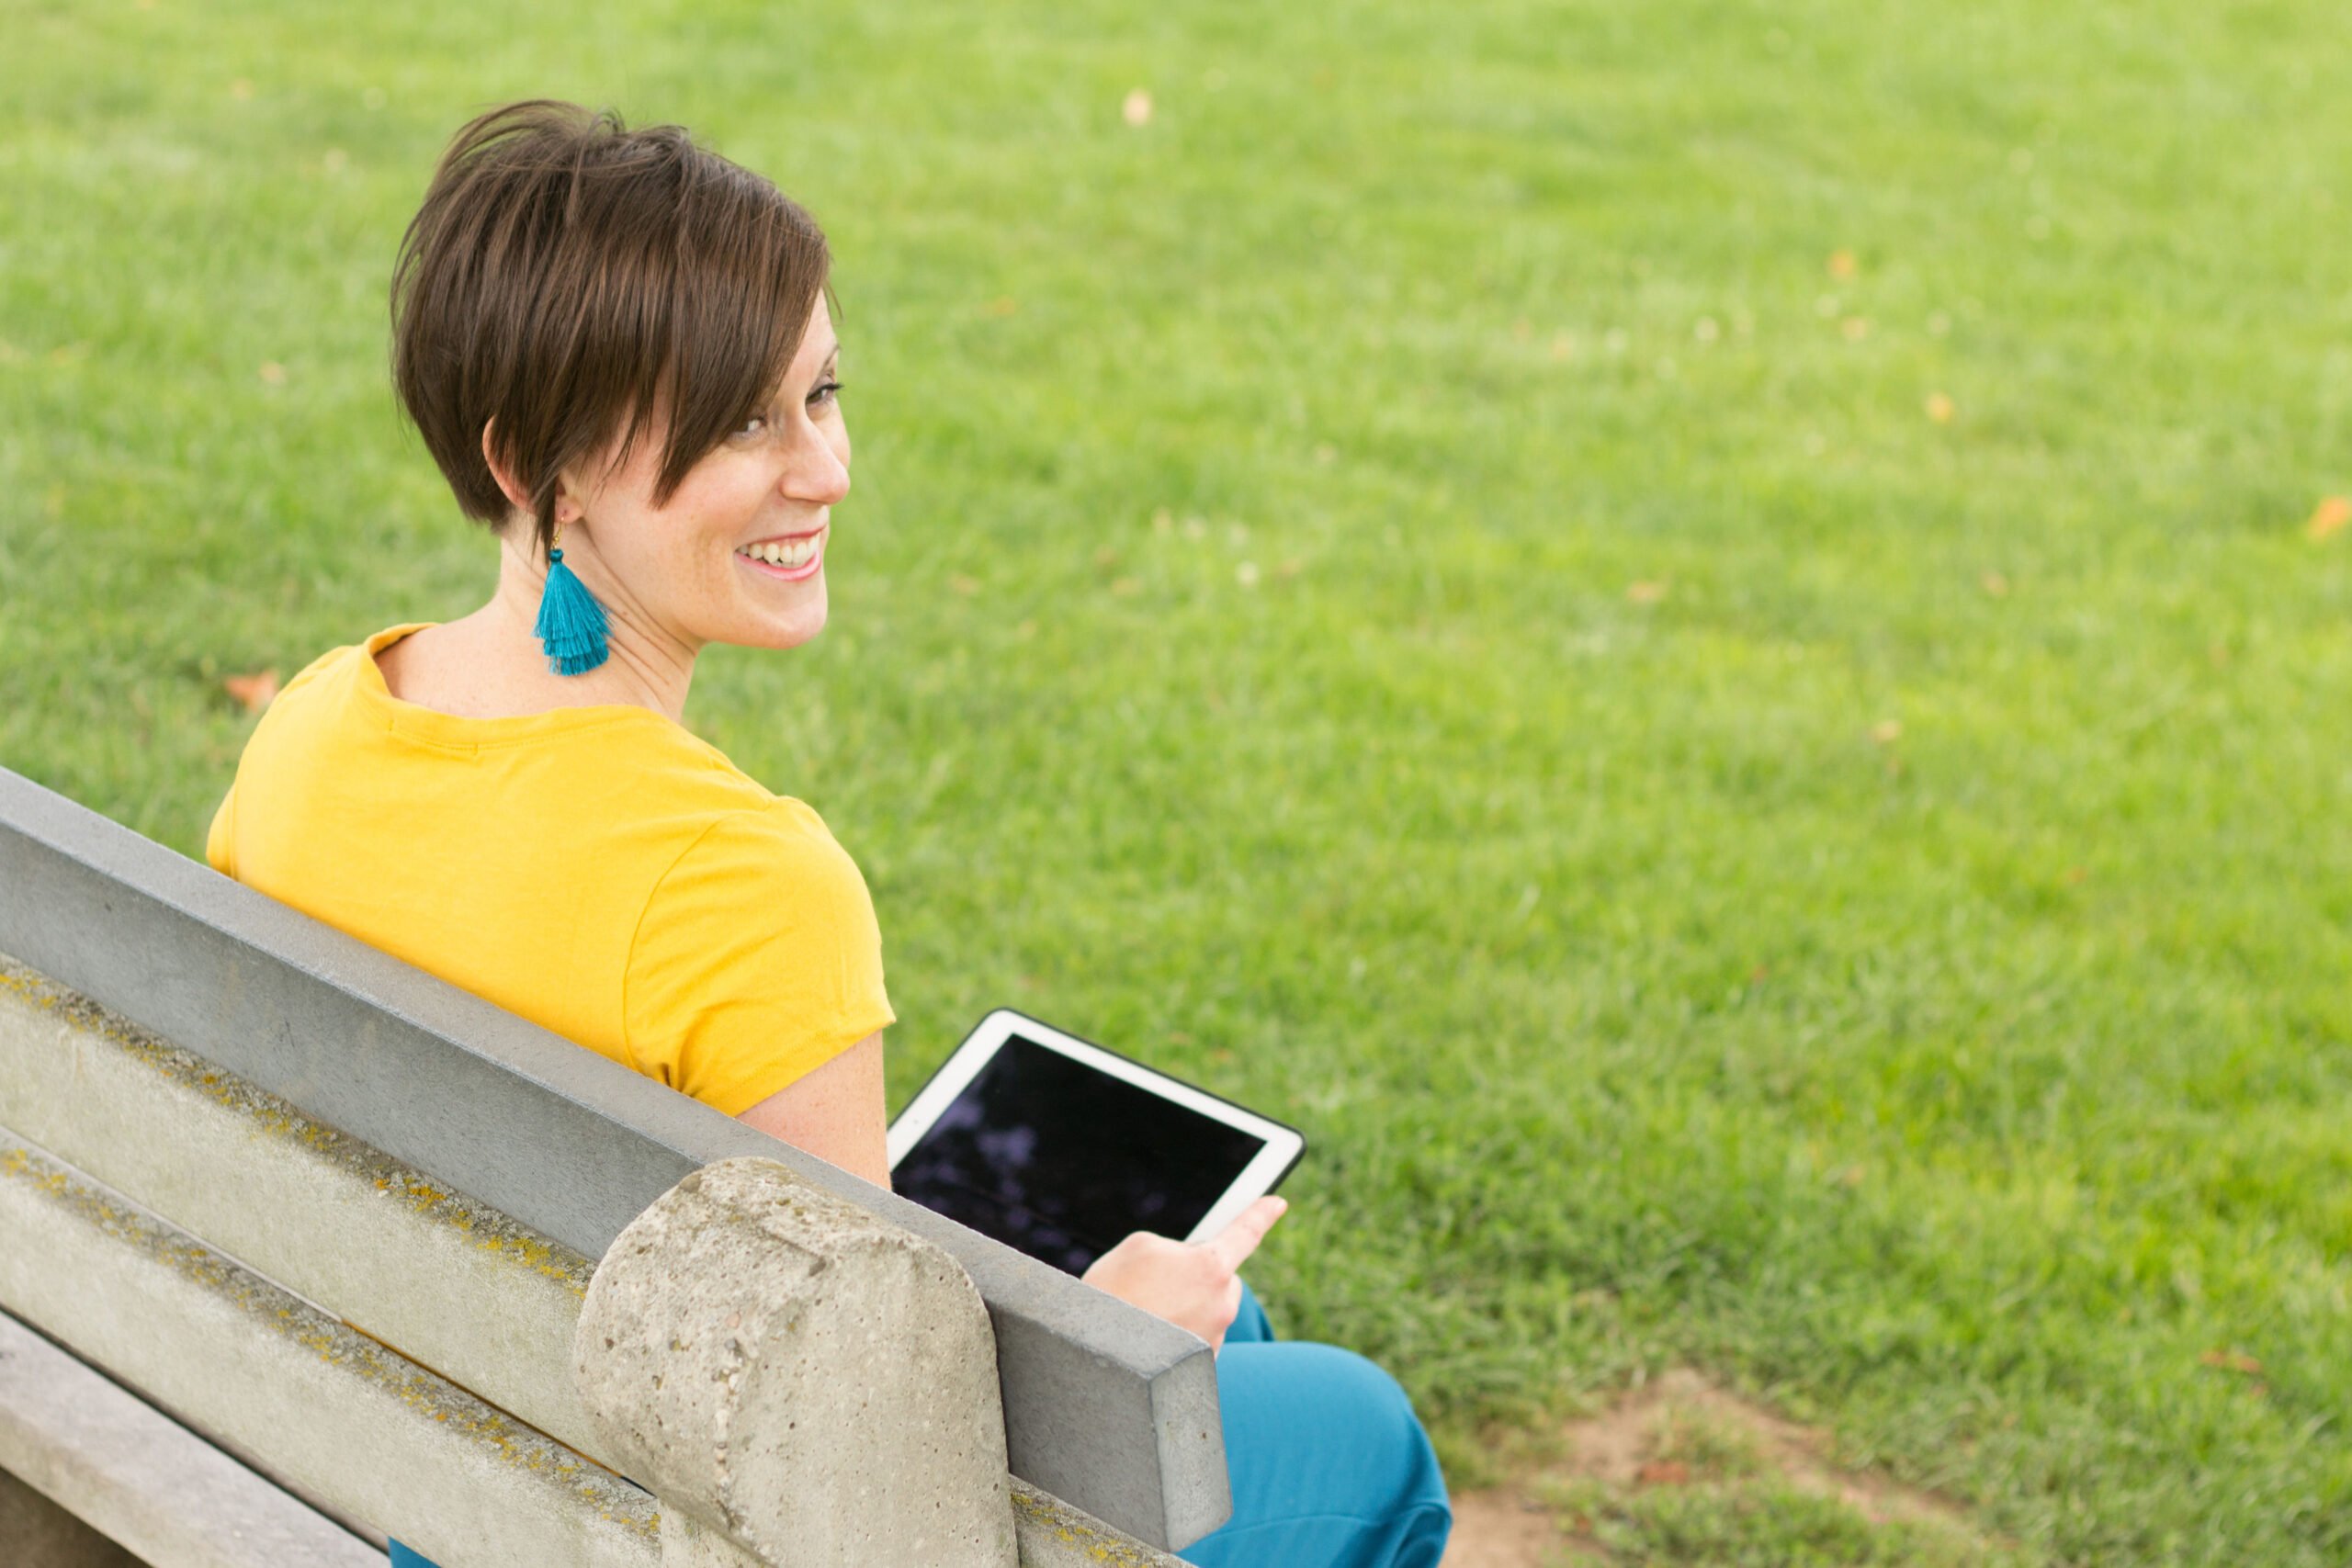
[0,953,591,1292]
[1009,1483,1187,1568]
[0,1130,655,1539]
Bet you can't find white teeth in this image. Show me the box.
[741,536,820,570]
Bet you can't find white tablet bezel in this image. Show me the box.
[888,1009,1306,1247]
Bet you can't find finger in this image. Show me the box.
[1210,1274,1244,1356]
[1204,1196,1288,1273]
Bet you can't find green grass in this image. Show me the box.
[1529,1397,2018,1564]
[5,0,2351,1562]
[1542,1472,2014,1568]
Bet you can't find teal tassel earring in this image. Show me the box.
[534,521,610,675]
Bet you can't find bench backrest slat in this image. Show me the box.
[0,1307,390,1566]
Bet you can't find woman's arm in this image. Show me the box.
[735,1031,890,1189]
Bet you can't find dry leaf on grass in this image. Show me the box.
[224,670,279,713]
[2306,496,2350,541]
[1626,581,1668,604]
[1925,391,1955,423]
[1122,88,1152,126]
[1827,249,1859,280]
[2199,1348,2262,1375]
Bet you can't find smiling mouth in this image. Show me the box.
[735,530,825,580]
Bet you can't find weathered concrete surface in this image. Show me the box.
[0,764,1230,1551]
[654,1507,767,1567]
[1012,1481,1190,1568]
[0,957,605,1464]
[0,1468,146,1568]
[577,1158,1018,1568]
[0,1127,657,1568]
[0,1309,380,1565]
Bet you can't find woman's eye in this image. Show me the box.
[730,414,769,441]
[808,380,843,409]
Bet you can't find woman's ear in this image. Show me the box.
[481,421,589,536]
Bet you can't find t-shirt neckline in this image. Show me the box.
[356,623,697,750]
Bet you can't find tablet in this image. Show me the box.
[887,1010,1306,1275]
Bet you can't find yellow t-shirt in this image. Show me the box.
[205,625,893,1115]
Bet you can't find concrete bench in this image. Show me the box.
[0,763,1229,1566]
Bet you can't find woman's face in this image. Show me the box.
[567,293,848,655]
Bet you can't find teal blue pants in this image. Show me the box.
[1180,1284,1452,1567]
[390,1285,1448,1568]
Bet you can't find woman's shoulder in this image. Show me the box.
[649,795,866,908]
[227,626,435,772]
[288,624,435,701]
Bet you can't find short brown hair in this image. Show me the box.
[391,100,831,553]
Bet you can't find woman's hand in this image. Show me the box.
[1080,1196,1288,1352]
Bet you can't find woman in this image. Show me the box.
[207,100,1450,1568]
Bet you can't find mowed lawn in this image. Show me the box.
[5,0,2350,1561]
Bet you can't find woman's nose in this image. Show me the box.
[783,423,850,506]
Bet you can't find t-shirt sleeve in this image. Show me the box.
[201,640,349,882]
[622,802,895,1116]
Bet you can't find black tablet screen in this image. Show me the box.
[892,1034,1268,1274]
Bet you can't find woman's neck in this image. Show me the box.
[376,536,699,725]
